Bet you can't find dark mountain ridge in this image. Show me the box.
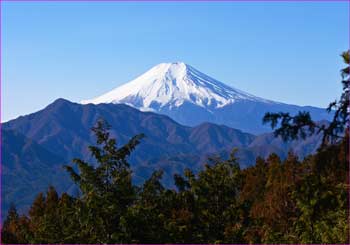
[2,98,322,216]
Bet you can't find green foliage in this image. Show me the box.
[2,119,348,243]
[263,111,316,140]
[63,119,144,243]
[292,138,349,243]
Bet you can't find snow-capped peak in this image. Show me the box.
[81,62,270,110]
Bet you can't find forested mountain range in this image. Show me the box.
[3,98,323,215]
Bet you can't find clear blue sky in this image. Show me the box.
[2,1,349,122]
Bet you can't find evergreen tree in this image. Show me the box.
[1,204,31,243]
[64,119,144,243]
[1,204,20,243]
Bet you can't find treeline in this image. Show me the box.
[2,51,349,244]
[2,120,348,244]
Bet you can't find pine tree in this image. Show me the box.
[64,119,144,243]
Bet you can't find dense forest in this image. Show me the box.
[2,52,349,244]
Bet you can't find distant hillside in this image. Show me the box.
[3,98,322,216]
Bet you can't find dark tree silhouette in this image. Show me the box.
[263,51,349,147]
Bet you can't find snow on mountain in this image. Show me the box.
[81,62,272,111]
[81,62,330,134]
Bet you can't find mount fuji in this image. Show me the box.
[82,62,331,134]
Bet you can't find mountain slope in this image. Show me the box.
[2,129,72,215]
[3,99,322,216]
[3,99,255,215]
[81,62,331,134]
[4,99,255,167]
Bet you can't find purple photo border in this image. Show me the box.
[0,0,349,245]
[0,0,350,2]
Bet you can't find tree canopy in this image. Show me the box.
[2,118,348,243]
